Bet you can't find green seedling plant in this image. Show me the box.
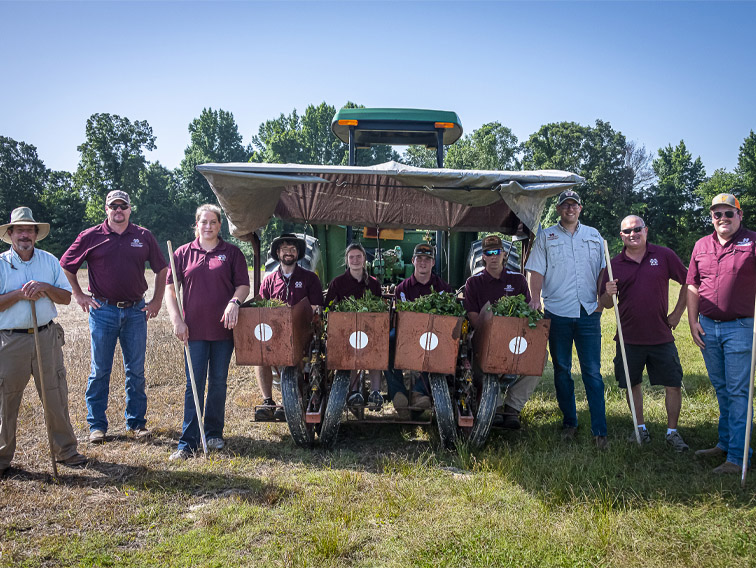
[489,294,543,328]
[396,289,466,317]
[329,291,388,313]
[245,298,287,308]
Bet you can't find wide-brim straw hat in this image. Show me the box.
[0,207,50,244]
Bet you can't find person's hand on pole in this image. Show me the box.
[173,321,189,343]
[605,279,618,297]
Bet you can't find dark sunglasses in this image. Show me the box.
[109,203,130,210]
[712,211,735,219]
[484,249,503,256]
[620,226,645,235]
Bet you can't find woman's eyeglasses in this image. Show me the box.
[620,226,645,235]
[712,211,735,219]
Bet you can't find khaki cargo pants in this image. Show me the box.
[0,323,80,469]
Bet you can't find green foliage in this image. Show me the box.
[396,289,465,317]
[73,113,156,225]
[0,136,47,226]
[329,291,387,313]
[488,294,543,327]
[179,108,250,205]
[645,141,706,260]
[523,120,636,243]
[38,170,86,258]
[245,298,287,308]
[446,122,521,170]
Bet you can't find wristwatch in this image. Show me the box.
[228,298,241,306]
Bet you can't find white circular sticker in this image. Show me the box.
[419,332,439,351]
[509,336,528,355]
[254,323,273,342]
[349,331,369,349]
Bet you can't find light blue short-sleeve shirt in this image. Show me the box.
[0,247,72,329]
[525,222,606,318]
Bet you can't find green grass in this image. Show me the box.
[2,281,755,567]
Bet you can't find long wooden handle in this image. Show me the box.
[31,302,59,478]
[603,240,641,444]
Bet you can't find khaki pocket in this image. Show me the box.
[53,321,66,347]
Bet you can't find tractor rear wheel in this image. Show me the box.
[319,371,350,449]
[430,373,458,450]
[281,366,315,448]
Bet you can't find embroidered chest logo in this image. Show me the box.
[547,232,559,241]
[130,239,143,248]
[649,258,658,266]
[216,254,227,262]
[504,284,514,292]
[736,238,752,247]
[295,281,303,288]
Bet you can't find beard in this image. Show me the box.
[280,256,297,267]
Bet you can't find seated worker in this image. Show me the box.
[388,243,453,416]
[464,234,538,429]
[325,243,384,410]
[255,233,323,421]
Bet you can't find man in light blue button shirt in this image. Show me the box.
[525,190,608,449]
[0,207,86,477]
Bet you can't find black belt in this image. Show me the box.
[96,297,142,308]
[3,322,52,334]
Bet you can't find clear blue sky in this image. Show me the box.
[2,1,754,175]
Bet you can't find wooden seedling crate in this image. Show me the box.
[326,312,390,370]
[234,298,313,366]
[473,306,550,375]
[394,311,464,375]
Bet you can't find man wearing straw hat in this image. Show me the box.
[525,190,609,449]
[687,193,756,474]
[599,215,689,452]
[60,190,167,443]
[0,207,87,477]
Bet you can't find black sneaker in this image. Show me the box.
[367,390,383,411]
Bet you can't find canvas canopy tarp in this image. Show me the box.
[196,161,584,239]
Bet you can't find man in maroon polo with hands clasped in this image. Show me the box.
[600,215,689,451]
[61,190,167,443]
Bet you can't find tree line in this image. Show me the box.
[2,102,755,264]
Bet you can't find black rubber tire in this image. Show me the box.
[319,371,350,449]
[467,374,500,448]
[430,373,458,450]
[281,366,315,448]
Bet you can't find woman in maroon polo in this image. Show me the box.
[165,204,250,461]
[325,243,384,410]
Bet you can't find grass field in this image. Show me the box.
[1,276,755,567]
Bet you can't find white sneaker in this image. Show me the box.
[206,438,225,450]
[89,429,106,443]
[169,449,191,461]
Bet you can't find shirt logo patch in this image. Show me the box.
[547,232,559,241]
[736,238,752,247]
[216,254,227,262]
[504,284,514,292]
[649,258,658,266]
[295,281,303,288]
[130,239,143,248]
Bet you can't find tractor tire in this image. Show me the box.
[319,371,350,449]
[430,373,458,450]
[281,366,315,448]
[467,374,500,448]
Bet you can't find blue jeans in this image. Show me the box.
[546,308,607,436]
[385,328,430,399]
[86,300,147,432]
[699,315,754,467]
[178,339,234,452]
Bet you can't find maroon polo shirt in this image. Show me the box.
[167,238,250,341]
[395,273,453,302]
[463,269,530,314]
[687,227,756,321]
[60,221,167,302]
[260,264,324,307]
[600,243,687,345]
[325,271,382,306]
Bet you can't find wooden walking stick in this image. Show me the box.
[740,291,756,488]
[167,241,208,457]
[30,301,59,479]
[603,240,642,444]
